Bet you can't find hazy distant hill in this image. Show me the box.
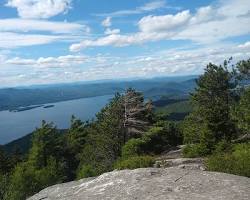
[3,129,67,154]
[0,76,198,111]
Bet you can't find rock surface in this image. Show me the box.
[154,145,205,170]
[28,168,250,200]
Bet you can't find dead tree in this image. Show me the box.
[122,88,153,143]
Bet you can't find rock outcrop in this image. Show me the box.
[28,168,250,200]
[154,145,205,170]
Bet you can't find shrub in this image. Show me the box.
[206,143,250,177]
[182,143,210,158]
[121,139,145,159]
[142,125,172,154]
[114,156,155,170]
[77,165,97,179]
[213,140,232,154]
[0,173,8,200]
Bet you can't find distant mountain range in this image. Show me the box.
[0,75,198,111]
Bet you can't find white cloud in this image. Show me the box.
[0,18,90,49]
[0,32,79,49]
[70,32,173,51]
[0,18,89,34]
[6,0,72,19]
[6,55,87,67]
[104,28,120,35]
[94,0,168,17]
[102,17,112,27]
[3,41,250,87]
[189,6,216,24]
[238,41,250,49]
[71,0,250,51]
[138,10,191,32]
[139,0,166,12]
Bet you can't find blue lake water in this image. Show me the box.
[0,95,112,144]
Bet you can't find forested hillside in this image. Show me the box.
[0,76,197,111]
[0,59,249,200]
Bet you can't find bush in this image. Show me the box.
[142,125,173,154]
[114,156,155,170]
[206,143,250,177]
[213,140,232,154]
[0,173,8,200]
[6,158,64,200]
[182,143,210,158]
[77,165,97,179]
[121,139,145,159]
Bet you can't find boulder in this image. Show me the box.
[28,168,250,200]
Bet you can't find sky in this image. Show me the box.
[0,0,250,88]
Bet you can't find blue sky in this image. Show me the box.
[0,0,250,87]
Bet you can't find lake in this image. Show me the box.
[0,95,112,144]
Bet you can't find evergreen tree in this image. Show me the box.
[78,94,124,177]
[236,58,250,80]
[182,61,238,156]
[64,116,89,179]
[0,148,9,175]
[77,90,153,178]
[233,88,250,136]
[191,62,236,142]
[6,121,65,200]
[28,121,62,168]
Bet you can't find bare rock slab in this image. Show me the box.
[28,168,250,200]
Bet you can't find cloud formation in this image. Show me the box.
[0,18,90,49]
[3,41,250,87]
[0,18,89,34]
[94,0,168,17]
[6,55,87,67]
[6,0,72,19]
[102,17,112,27]
[71,0,250,51]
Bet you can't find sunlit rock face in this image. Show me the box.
[28,168,250,200]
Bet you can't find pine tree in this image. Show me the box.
[6,121,65,200]
[0,147,10,174]
[191,63,236,143]
[123,88,153,143]
[233,88,250,137]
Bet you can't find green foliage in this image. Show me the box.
[77,90,154,178]
[77,165,97,179]
[236,58,250,80]
[213,140,232,154]
[6,157,64,200]
[156,100,192,115]
[143,121,182,154]
[5,162,36,200]
[28,121,62,168]
[232,88,250,134]
[114,156,155,170]
[182,61,239,156]
[77,130,118,178]
[5,122,66,200]
[182,143,210,158]
[206,143,250,177]
[192,63,236,142]
[121,139,145,159]
[77,94,124,178]
[0,173,8,200]
[121,121,182,160]
[63,116,90,180]
[182,112,203,144]
[0,148,10,174]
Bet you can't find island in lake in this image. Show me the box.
[10,105,43,112]
[43,105,55,109]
